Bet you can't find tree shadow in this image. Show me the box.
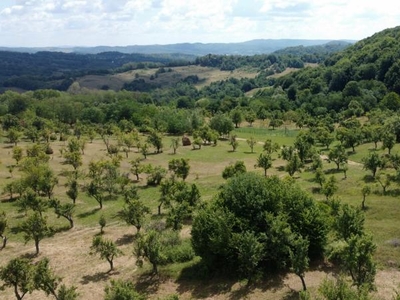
[52,225,72,234]
[77,208,100,219]
[134,272,165,295]
[362,175,376,183]
[276,166,285,172]
[325,168,342,174]
[311,187,322,194]
[80,271,118,285]
[115,234,136,246]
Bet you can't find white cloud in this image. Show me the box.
[0,0,400,46]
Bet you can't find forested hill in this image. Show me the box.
[0,39,352,56]
[271,25,400,114]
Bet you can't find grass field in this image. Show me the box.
[1,123,400,299]
[77,65,259,91]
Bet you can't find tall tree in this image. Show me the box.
[20,212,52,255]
[90,236,123,272]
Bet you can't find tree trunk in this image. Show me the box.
[69,217,74,229]
[108,258,114,272]
[35,238,40,256]
[300,275,307,291]
[152,262,158,274]
[1,235,7,249]
[14,285,23,300]
[158,203,162,215]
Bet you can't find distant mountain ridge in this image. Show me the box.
[0,39,355,56]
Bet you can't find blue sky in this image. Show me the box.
[0,0,399,47]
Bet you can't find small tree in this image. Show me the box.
[168,158,190,181]
[362,152,383,178]
[0,257,35,300]
[99,215,106,234]
[0,211,7,249]
[49,199,75,229]
[134,230,165,274]
[130,157,144,181]
[321,175,338,200]
[263,139,279,154]
[289,235,310,291]
[66,178,78,204]
[376,172,391,195]
[328,144,348,170]
[314,168,326,188]
[12,146,23,165]
[229,134,239,152]
[246,136,257,153]
[170,137,180,154]
[119,199,150,234]
[20,212,52,255]
[285,153,302,177]
[222,161,247,179]
[361,185,371,210]
[104,279,145,300]
[255,153,272,176]
[382,132,396,154]
[90,236,123,272]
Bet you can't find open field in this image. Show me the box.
[77,65,259,91]
[1,123,400,299]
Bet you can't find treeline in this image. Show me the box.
[0,51,195,91]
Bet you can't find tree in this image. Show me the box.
[321,175,338,200]
[376,171,391,195]
[6,127,22,145]
[341,234,377,291]
[134,230,165,274]
[49,199,75,229]
[0,211,7,249]
[289,235,310,291]
[327,144,348,170]
[0,257,35,300]
[362,152,383,178]
[90,236,123,272]
[104,279,145,300]
[66,178,79,204]
[209,114,234,138]
[20,212,52,255]
[145,165,167,186]
[229,134,239,152]
[246,136,257,153]
[231,109,243,128]
[168,158,191,181]
[336,126,362,153]
[335,204,365,241]
[263,139,279,154]
[147,129,163,153]
[245,110,257,127]
[139,142,149,159]
[314,168,326,188]
[255,153,272,176]
[34,258,78,300]
[382,132,396,154]
[12,146,23,165]
[118,199,150,234]
[99,215,106,234]
[285,153,303,177]
[222,161,247,179]
[130,157,144,181]
[361,185,371,210]
[170,137,180,154]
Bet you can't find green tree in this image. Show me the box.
[222,161,247,179]
[99,215,106,234]
[168,158,190,181]
[170,137,180,154]
[20,212,52,255]
[130,157,145,181]
[246,136,257,153]
[49,199,75,229]
[314,168,326,188]
[0,257,35,300]
[229,134,239,152]
[90,236,123,272]
[245,110,257,127]
[362,152,383,178]
[66,178,79,204]
[12,146,23,165]
[361,185,371,210]
[147,129,163,153]
[134,230,165,274]
[209,114,234,138]
[104,279,145,300]
[327,144,348,170]
[382,132,396,154]
[255,153,272,176]
[321,175,338,200]
[285,153,303,177]
[289,235,310,291]
[376,171,391,195]
[263,139,279,154]
[335,204,365,241]
[231,109,243,128]
[341,234,377,291]
[0,211,7,249]
[118,199,150,234]
[6,127,22,145]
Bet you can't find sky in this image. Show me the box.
[0,0,400,47]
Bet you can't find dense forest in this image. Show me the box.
[1,26,400,300]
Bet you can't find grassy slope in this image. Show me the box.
[0,121,400,299]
